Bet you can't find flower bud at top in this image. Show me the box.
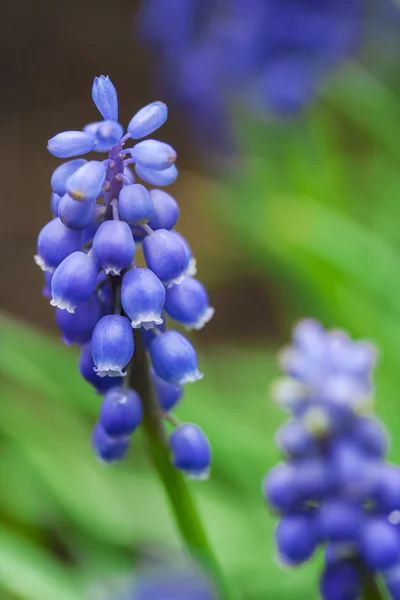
[149,330,203,385]
[66,161,106,202]
[93,120,123,151]
[130,139,176,171]
[47,131,96,158]
[92,75,118,122]
[142,229,187,286]
[127,101,167,139]
[99,387,142,436]
[164,277,214,330]
[148,189,179,230]
[169,423,211,478]
[135,163,178,187]
[35,218,83,272]
[118,184,155,224]
[58,194,96,230]
[50,251,98,313]
[92,314,134,377]
[92,220,136,276]
[50,159,87,196]
[121,267,165,330]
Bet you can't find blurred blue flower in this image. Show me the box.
[264,319,400,600]
[137,0,365,146]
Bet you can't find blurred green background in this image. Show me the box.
[1,2,400,599]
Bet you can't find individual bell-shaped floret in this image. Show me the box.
[55,293,102,345]
[50,193,61,216]
[35,218,83,272]
[164,277,214,330]
[149,330,203,385]
[319,560,362,600]
[275,512,317,565]
[121,267,165,330]
[148,189,179,230]
[58,194,96,230]
[263,462,300,512]
[92,75,118,122]
[359,517,400,570]
[130,140,176,171]
[92,314,134,377]
[170,231,196,277]
[92,220,135,276]
[135,163,178,187]
[51,159,87,196]
[150,366,183,412]
[66,160,106,202]
[169,423,211,478]
[79,342,123,393]
[118,184,155,224]
[142,229,187,286]
[47,131,96,158]
[127,101,167,139]
[370,464,400,512]
[50,251,98,313]
[99,387,142,436]
[91,423,129,462]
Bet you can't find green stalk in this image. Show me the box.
[129,330,239,600]
[363,571,386,600]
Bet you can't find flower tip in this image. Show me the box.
[50,297,76,313]
[179,369,204,385]
[34,254,54,273]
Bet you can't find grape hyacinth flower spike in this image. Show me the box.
[264,319,400,600]
[36,74,214,474]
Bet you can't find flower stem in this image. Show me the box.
[363,571,385,600]
[129,330,239,600]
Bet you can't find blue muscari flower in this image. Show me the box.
[142,229,188,286]
[41,271,53,299]
[92,75,119,122]
[38,75,212,468]
[92,220,136,276]
[99,387,142,436]
[79,342,123,393]
[121,267,165,329]
[55,293,102,345]
[66,160,106,202]
[169,423,211,478]
[50,158,87,196]
[118,184,155,224]
[92,423,130,463]
[149,366,183,412]
[135,163,178,187]
[92,314,134,377]
[58,193,96,230]
[137,0,365,147]
[264,319,400,599]
[164,277,214,330]
[47,131,96,158]
[148,189,179,230]
[130,139,177,171]
[127,101,168,139]
[150,330,203,385]
[50,251,98,313]
[35,218,83,272]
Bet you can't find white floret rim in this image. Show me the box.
[50,297,76,313]
[34,254,55,273]
[185,307,215,331]
[131,313,164,330]
[177,369,204,385]
[94,365,127,378]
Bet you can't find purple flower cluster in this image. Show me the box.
[264,319,400,599]
[137,0,362,144]
[36,76,213,476]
